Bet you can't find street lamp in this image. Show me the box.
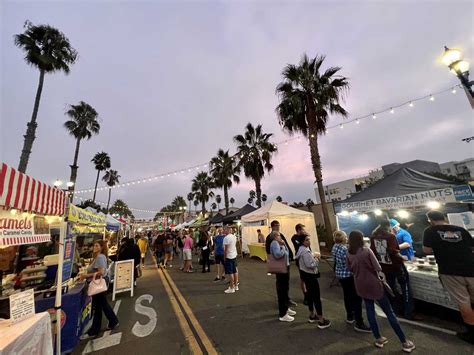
[441,46,473,99]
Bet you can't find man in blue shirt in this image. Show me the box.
[213,228,226,282]
[390,219,415,261]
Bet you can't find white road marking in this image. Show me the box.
[132,294,157,338]
[82,299,123,354]
[374,304,456,335]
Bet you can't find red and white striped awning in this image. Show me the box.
[0,163,66,216]
[0,234,51,247]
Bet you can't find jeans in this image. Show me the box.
[276,272,290,317]
[364,294,406,343]
[155,250,164,264]
[386,264,414,318]
[339,276,364,324]
[301,271,323,316]
[201,250,211,272]
[88,291,119,336]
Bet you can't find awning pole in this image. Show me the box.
[55,220,67,354]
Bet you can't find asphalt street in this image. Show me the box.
[74,253,474,354]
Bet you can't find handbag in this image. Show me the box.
[266,254,288,274]
[87,273,108,296]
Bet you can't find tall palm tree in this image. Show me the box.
[276,54,349,233]
[103,170,120,213]
[306,198,315,211]
[262,194,268,205]
[215,195,222,210]
[91,152,111,203]
[64,101,101,200]
[247,197,253,206]
[193,199,199,213]
[234,123,277,208]
[230,197,235,208]
[15,21,78,173]
[276,196,283,203]
[209,149,240,215]
[191,172,214,215]
[187,192,194,211]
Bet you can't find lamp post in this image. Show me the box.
[179,206,187,224]
[54,179,75,201]
[441,46,474,102]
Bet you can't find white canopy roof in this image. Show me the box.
[241,200,313,222]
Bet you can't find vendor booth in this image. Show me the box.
[334,168,474,311]
[0,162,66,355]
[241,201,319,260]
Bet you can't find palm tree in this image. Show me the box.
[191,172,214,215]
[262,194,268,205]
[249,190,256,200]
[193,199,199,213]
[234,123,277,208]
[215,195,222,211]
[102,170,120,213]
[91,152,111,203]
[247,197,253,206]
[306,198,315,211]
[64,101,100,200]
[15,21,78,173]
[172,196,187,210]
[211,202,217,217]
[230,197,235,208]
[276,54,349,233]
[187,192,194,211]
[209,149,240,215]
[276,196,283,203]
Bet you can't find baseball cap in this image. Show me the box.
[390,219,400,228]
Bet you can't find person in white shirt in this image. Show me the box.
[223,226,239,294]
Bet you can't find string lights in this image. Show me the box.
[73,84,461,200]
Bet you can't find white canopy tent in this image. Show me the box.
[241,200,319,254]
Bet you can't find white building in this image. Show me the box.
[440,158,474,181]
[314,169,384,204]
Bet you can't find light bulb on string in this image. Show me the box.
[429,95,435,101]
[339,124,344,129]
[372,113,376,120]
[356,119,360,124]
[390,108,394,114]
[452,88,457,94]
[409,101,414,107]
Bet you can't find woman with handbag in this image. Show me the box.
[295,235,331,329]
[269,232,296,322]
[79,240,119,340]
[347,230,415,353]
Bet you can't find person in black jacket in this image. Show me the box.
[197,231,211,273]
[118,238,141,286]
[266,220,297,307]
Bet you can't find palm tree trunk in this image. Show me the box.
[18,69,45,173]
[106,187,111,213]
[92,169,100,203]
[308,124,333,234]
[68,138,81,202]
[201,199,205,216]
[224,185,229,215]
[255,178,262,208]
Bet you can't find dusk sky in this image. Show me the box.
[1,1,473,218]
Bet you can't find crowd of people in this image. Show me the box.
[263,210,473,352]
[111,208,472,351]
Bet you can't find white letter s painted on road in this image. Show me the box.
[132,294,157,338]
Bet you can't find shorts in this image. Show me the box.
[183,249,192,261]
[224,258,237,275]
[439,274,474,306]
[141,253,145,258]
[215,254,224,265]
[165,247,173,254]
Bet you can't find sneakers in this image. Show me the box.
[402,340,416,353]
[106,322,119,331]
[213,277,221,282]
[317,319,331,329]
[354,323,371,333]
[288,299,298,307]
[346,317,355,324]
[375,337,388,348]
[224,287,235,294]
[308,315,317,324]
[287,308,296,316]
[456,331,474,344]
[279,314,295,322]
[235,284,239,291]
[79,333,95,341]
